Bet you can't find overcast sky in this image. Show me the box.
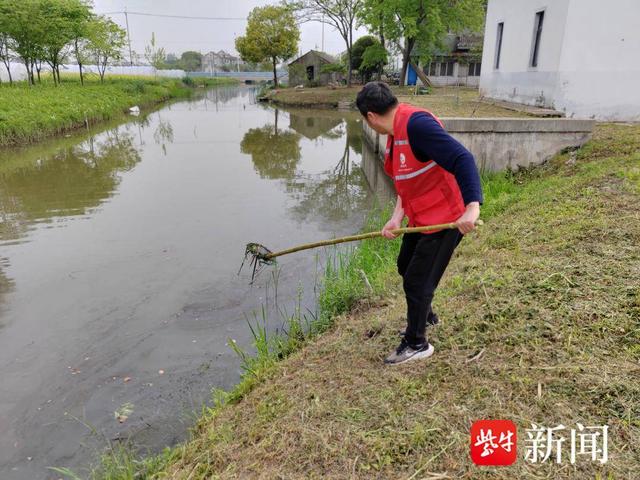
[93,0,368,59]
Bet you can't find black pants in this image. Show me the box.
[397,229,463,347]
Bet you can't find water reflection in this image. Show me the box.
[153,116,175,154]
[288,110,342,140]
[289,113,371,223]
[240,108,373,225]
[204,84,254,105]
[0,257,13,318]
[241,110,301,180]
[0,127,142,245]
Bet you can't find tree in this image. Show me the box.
[0,35,12,84]
[66,0,93,85]
[144,32,165,73]
[351,35,386,82]
[0,0,95,86]
[178,51,202,71]
[86,16,126,82]
[0,27,13,84]
[235,5,299,87]
[360,42,387,81]
[359,0,485,86]
[351,36,375,71]
[39,0,74,84]
[164,52,178,67]
[0,0,46,85]
[293,0,362,86]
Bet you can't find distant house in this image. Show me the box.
[288,50,344,86]
[480,0,640,120]
[203,50,243,73]
[409,33,483,87]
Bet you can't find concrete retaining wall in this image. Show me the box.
[362,117,595,172]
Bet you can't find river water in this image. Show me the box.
[0,85,393,479]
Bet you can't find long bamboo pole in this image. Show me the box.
[263,220,483,260]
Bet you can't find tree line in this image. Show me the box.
[235,0,486,87]
[0,0,126,85]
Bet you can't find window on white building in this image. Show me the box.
[468,62,481,76]
[530,11,545,67]
[494,22,504,69]
[427,60,455,77]
[446,62,454,76]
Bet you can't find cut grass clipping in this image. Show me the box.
[85,123,639,479]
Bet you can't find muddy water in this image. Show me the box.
[0,86,394,479]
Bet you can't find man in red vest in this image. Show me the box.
[356,81,482,365]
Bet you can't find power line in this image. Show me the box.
[124,8,133,66]
[98,11,246,21]
[97,10,247,65]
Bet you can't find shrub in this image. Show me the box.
[123,80,146,94]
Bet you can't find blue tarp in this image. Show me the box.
[407,63,417,86]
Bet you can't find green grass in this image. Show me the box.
[74,123,640,479]
[0,74,237,147]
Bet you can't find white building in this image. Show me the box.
[423,33,483,87]
[479,0,640,121]
[203,50,243,73]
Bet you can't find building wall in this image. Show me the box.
[554,0,640,120]
[479,0,570,108]
[480,0,640,120]
[427,75,480,87]
[289,54,341,86]
[420,60,481,87]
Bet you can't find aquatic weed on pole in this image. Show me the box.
[240,220,483,283]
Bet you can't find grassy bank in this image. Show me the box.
[83,122,640,479]
[268,85,531,117]
[0,75,237,147]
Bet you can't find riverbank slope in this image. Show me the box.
[0,76,236,147]
[267,85,533,117]
[96,121,639,479]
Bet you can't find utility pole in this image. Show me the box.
[234,32,239,72]
[321,14,325,52]
[124,7,133,66]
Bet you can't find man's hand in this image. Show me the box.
[455,202,480,234]
[381,217,402,239]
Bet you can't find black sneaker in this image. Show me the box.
[397,313,439,336]
[384,339,434,365]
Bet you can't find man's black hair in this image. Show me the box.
[356,81,398,116]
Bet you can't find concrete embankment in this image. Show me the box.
[363,117,596,171]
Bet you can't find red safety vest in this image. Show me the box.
[384,103,466,233]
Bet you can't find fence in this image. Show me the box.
[0,62,186,82]
[185,70,288,80]
[0,63,291,83]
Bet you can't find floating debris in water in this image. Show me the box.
[115,403,134,423]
